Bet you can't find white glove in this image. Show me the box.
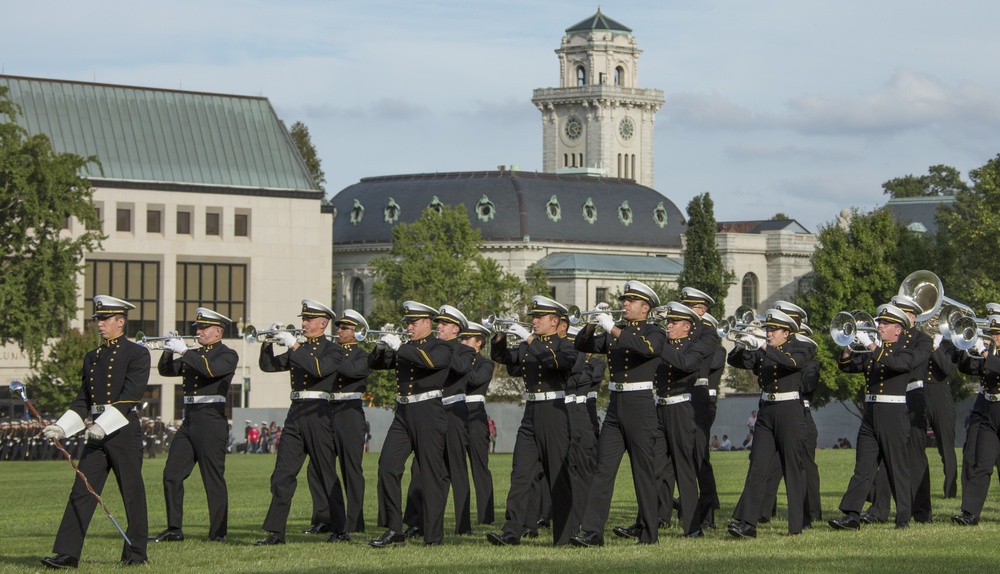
[508,324,531,341]
[595,302,610,311]
[856,332,873,347]
[932,334,943,349]
[163,338,188,355]
[376,338,388,350]
[274,331,297,347]
[596,313,616,332]
[270,321,284,331]
[973,338,986,355]
[381,334,402,351]
[85,423,106,441]
[42,425,65,441]
[740,336,761,351]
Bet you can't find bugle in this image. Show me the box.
[567,305,624,326]
[136,331,199,350]
[355,324,409,343]
[243,323,304,344]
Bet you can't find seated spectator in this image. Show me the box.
[741,433,753,451]
[719,434,733,451]
[710,435,721,451]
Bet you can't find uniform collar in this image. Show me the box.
[101,335,123,347]
[669,334,689,344]
[306,336,323,344]
[537,333,554,341]
[624,320,643,327]
[411,335,429,344]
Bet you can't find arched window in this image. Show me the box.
[741,273,759,309]
[615,66,624,86]
[576,66,586,87]
[351,278,365,316]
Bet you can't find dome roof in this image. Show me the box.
[330,170,685,249]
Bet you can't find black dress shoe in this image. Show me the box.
[369,530,406,548]
[254,534,285,546]
[683,530,704,538]
[149,529,185,542]
[951,512,979,526]
[727,522,756,539]
[41,554,79,569]
[208,536,227,542]
[828,515,861,531]
[658,518,670,529]
[486,532,520,546]
[521,527,538,539]
[536,519,550,529]
[704,522,717,530]
[569,532,604,547]
[122,559,149,566]
[457,529,474,536]
[859,512,884,525]
[612,523,641,539]
[895,522,909,529]
[328,532,351,543]
[757,515,771,524]
[402,525,422,539]
[302,523,333,534]
[424,540,443,546]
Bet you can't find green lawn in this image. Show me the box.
[2,449,999,573]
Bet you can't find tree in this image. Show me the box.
[797,207,936,411]
[0,86,103,364]
[365,205,542,406]
[770,213,790,221]
[289,121,326,192]
[676,193,735,317]
[882,164,969,198]
[25,325,102,413]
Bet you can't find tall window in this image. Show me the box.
[177,210,192,235]
[234,212,249,237]
[351,278,365,315]
[576,66,586,87]
[147,209,162,234]
[595,287,608,305]
[116,208,132,232]
[615,66,623,86]
[175,262,247,338]
[206,212,221,236]
[85,260,160,336]
[741,272,759,309]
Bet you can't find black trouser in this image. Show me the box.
[732,400,808,533]
[466,402,495,525]
[692,389,719,527]
[403,401,472,534]
[759,407,822,524]
[523,462,550,531]
[866,389,931,522]
[161,404,228,539]
[500,400,574,545]
[566,400,598,533]
[838,402,912,524]
[587,398,601,441]
[262,400,344,538]
[308,400,366,532]
[377,399,448,543]
[961,398,1000,516]
[579,390,659,544]
[925,382,958,497]
[52,413,147,563]
[657,400,701,535]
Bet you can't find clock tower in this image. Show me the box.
[532,10,664,188]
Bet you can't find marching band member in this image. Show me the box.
[829,304,930,530]
[255,300,347,545]
[959,303,1000,497]
[303,309,371,536]
[151,308,238,544]
[41,296,150,568]
[368,301,454,548]
[461,321,497,526]
[728,309,812,538]
[570,281,664,547]
[486,296,578,546]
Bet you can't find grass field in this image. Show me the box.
[3,449,1000,573]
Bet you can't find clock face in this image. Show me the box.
[565,116,583,140]
[619,117,635,141]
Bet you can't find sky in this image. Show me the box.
[4,0,1000,233]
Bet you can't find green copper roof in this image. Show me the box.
[0,75,318,192]
[566,10,632,34]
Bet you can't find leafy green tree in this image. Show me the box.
[797,207,936,411]
[289,121,326,192]
[364,205,539,406]
[0,86,103,364]
[770,212,790,221]
[25,326,102,413]
[882,164,969,198]
[676,193,735,317]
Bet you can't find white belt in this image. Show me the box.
[90,404,113,414]
[524,391,565,402]
[906,380,924,392]
[564,394,577,404]
[802,399,811,408]
[981,390,1000,402]
[396,390,443,404]
[183,395,225,404]
[762,391,800,402]
[656,393,691,406]
[575,395,587,404]
[609,381,653,392]
[865,394,906,404]
[465,395,486,403]
[443,394,467,406]
[587,391,597,399]
[291,391,330,401]
[330,392,363,402]
[694,378,709,387]
[709,389,718,398]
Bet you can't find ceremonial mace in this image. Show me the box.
[9,380,132,546]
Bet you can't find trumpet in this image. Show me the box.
[829,310,879,352]
[948,314,992,351]
[136,331,199,350]
[482,312,532,339]
[355,324,409,343]
[567,305,624,326]
[243,324,304,344]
